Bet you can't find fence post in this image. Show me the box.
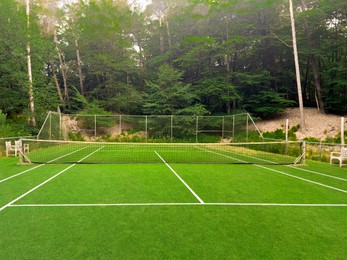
[171,115,173,142]
[342,117,345,145]
[49,112,52,140]
[94,115,97,139]
[196,116,199,143]
[232,115,235,142]
[145,116,148,142]
[222,116,225,140]
[246,114,249,141]
[119,115,122,134]
[285,119,289,142]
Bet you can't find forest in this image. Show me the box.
[0,0,346,136]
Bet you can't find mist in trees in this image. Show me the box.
[0,0,346,135]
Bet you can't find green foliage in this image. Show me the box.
[143,64,197,115]
[1,0,347,135]
[0,110,6,127]
[262,126,298,141]
[68,132,85,141]
[244,90,296,118]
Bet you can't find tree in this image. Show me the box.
[26,0,36,125]
[143,64,198,114]
[289,0,305,129]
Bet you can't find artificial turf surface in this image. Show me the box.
[0,154,346,259]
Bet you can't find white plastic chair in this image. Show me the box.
[330,148,347,167]
[5,141,17,157]
[14,140,29,156]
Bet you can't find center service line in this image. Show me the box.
[155,151,205,204]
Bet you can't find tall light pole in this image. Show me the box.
[289,0,305,131]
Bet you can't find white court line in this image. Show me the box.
[0,146,89,184]
[0,147,104,213]
[209,146,347,182]
[200,147,347,194]
[155,151,205,204]
[9,202,347,207]
[255,165,347,194]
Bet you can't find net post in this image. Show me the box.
[49,112,52,140]
[18,140,23,164]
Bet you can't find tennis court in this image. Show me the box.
[0,142,346,259]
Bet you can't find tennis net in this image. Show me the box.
[19,139,304,165]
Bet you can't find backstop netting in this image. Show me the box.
[37,112,263,143]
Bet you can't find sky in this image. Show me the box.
[59,0,152,10]
[130,0,152,10]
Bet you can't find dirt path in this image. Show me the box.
[256,108,347,140]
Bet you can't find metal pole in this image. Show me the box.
[119,115,122,134]
[222,116,225,140]
[196,116,199,143]
[49,112,52,140]
[286,119,289,142]
[145,116,148,142]
[246,114,249,142]
[342,117,345,145]
[171,115,173,142]
[94,115,97,139]
[232,115,235,142]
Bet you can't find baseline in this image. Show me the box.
[155,151,205,204]
[0,147,104,213]
[8,202,347,207]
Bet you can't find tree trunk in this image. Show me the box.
[159,15,165,55]
[166,20,172,49]
[50,60,64,102]
[54,30,69,103]
[26,0,36,126]
[75,38,85,96]
[289,0,305,131]
[300,0,325,113]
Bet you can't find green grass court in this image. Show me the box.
[0,145,346,259]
